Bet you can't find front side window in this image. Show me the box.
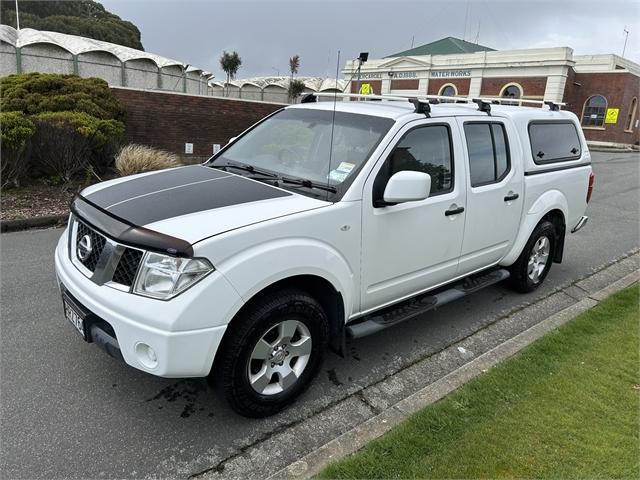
[464,123,510,187]
[373,125,453,201]
[581,95,607,127]
[209,108,393,199]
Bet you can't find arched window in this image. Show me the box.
[438,84,457,102]
[500,83,522,105]
[581,95,607,127]
[625,97,637,131]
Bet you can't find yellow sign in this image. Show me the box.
[359,83,372,95]
[605,108,619,124]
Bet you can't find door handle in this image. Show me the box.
[504,192,519,202]
[445,206,465,216]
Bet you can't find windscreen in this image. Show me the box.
[212,108,394,190]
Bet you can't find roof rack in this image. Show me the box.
[472,99,492,115]
[298,92,565,113]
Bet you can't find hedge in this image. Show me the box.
[0,73,126,185]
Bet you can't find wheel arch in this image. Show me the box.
[501,190,568,266]
[211,274,347,375]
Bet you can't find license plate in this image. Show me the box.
[62,294,87,340]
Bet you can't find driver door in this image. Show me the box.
[360,119,466,312]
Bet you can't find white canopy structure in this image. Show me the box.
[0,25,212,94]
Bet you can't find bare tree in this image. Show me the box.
[219,51,242,96]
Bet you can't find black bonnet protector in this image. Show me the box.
[71,165,291,257]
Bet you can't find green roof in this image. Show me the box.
[386,36,495,58]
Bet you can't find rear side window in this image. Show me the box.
[529,122,581,164]
[464,123,510,187]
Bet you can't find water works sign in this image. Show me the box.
[430,69,471,78]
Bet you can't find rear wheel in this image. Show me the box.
[509,221,556,293]
[215,289,329,418]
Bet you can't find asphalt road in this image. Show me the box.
[1,151,638,479]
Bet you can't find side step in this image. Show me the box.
[346,269,510,339]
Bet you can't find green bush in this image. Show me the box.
[0,73,125,121]
[0,73,126,182]
[1,111,36,187]
[30,112,124,183]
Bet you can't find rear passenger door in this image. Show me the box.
[457,118,524,275]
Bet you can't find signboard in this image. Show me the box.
[359,83,373,95]
[605,108,619,124]
[213,143,221,154]
[430,69,471,78]
[184,142,193,154]
[388,71,418,78]
[358,72,383,79]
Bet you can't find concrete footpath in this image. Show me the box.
[193,250,639,480]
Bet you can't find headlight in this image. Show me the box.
[133,252,214,300]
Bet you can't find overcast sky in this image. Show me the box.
[101,0,640,79]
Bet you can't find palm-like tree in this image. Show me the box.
[289,55,300,81]
[219,51,242,96]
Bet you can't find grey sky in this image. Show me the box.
[101,0,640,79]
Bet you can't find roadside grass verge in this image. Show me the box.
[320,285,640,479]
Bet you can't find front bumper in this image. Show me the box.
[55,231,243,377]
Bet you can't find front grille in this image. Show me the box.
[76,221,106,272]
[112,248,144,287]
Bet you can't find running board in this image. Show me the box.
[347,269,510,339]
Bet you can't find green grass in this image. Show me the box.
[320,286,640,479]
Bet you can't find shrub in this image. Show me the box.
[114,144,182,177]
[0,73,125,121]
[288,79,306,102]
[1,111,35,188]
[30,112,124,183]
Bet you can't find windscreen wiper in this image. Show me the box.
[281,176,337,193]
[215,161,279,178]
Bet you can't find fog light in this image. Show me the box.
[135,342,158,369]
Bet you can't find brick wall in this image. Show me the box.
[480,76,547,97]
[563,70,640,145]
[427,78,471,96]
[390,79,419,90]
[111,88,284,157]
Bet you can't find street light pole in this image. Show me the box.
[622,27,629,58]
[15,0,20,30]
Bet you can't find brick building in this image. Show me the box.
[345,37,640,146]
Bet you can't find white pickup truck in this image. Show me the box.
[55,94,593,417]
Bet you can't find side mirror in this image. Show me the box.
[382,171,431,204]
[227,136,238,145]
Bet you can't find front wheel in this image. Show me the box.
[509,221,556,293]
[215,289,329,418]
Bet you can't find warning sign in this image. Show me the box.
[359,83,372,95]
[605,108,619,124]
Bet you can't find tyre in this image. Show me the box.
[509,220,556,293]
[215,288,329,418]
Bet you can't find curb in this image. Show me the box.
[269,269,640,480]
[0,214,67,233]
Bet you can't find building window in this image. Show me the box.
[500,83,522,105]
[438,84,457,102]
[625,97,637,132]
[581,95,607,127]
